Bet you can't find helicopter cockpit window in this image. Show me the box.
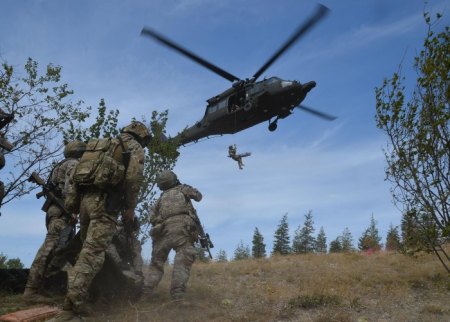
[266,77,280,85]
[208,105,218,114]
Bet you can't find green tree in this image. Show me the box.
[233,240,250,261]
[358,214,382,252]
[375,11,450,272]
[341,227,355,253]
[400,209,441,256]
[252,227,266,258]
[0,252,24,268]
[272,213,291,255]
[385,223,401,252]
[0,57,90,205]
[315,226,327,253]
[329,237,342,253]
[0,252,7,268]
[215,249,228,262]
[5,258,24,269]
[292,210,316,254]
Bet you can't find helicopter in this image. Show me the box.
[141,4,336,146]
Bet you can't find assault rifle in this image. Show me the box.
[28,172,75,252]
[28,172,70,217]
[195,215,214,259]
[121,217,139,269]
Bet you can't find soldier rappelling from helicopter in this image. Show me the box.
[228,144,251,170]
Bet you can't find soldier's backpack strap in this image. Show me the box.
[117,136,131,174]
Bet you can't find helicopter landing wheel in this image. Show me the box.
[268,122,278,132]
[244,102,253,111]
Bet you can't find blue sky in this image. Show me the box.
[1,0,449,266]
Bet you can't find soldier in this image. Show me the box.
[56,121,151,321]
[21,141,86,306]
[228,144,251,170]
[142,170,202,301]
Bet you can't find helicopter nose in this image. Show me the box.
[301,81,316,93]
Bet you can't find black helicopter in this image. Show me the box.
[141,4,336,146]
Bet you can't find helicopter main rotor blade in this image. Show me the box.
[141,27,240,83]
[252,4,330,81]
[296,104,337,121]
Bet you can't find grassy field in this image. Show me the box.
[1,251,450,322]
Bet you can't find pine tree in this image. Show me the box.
[292,210,316,254]
[358,214,382,252]
[234,240,251,261]
[385,223,401,252]
[252,227,266,258]
[195,243,210,263]
[315,226,327,253]
[329,237,342,253]
[215,249,228,262]
[341,227,355,253]
[291,224,303,254]
[272,213,291,255]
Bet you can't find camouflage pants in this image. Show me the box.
[26,204,70,290]
[65,190,117,312]
[145,220,196,299]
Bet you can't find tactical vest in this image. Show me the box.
[71,137,128,189]
[157,187,189,221]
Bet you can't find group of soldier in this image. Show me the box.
[16,121,203,321]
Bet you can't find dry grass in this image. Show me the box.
[1,251,450,321]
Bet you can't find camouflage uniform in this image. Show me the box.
[228,144,250,170]
[62,125,148,317]
[144,171,202,300]
[106,222,144,274]
[22,142,85,305]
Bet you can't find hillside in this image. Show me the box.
[1,251,449,322]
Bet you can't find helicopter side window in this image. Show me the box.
[218,100,227,110]
[208,105,217,114]
[249,83,262,95]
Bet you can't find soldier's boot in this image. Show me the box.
[170,287,184,301]
[20,287,54,306]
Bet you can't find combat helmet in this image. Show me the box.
[64,141,87,159]
[156,170,178,191]
[121,121,152,147]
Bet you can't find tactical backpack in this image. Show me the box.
[71,137,130,189]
